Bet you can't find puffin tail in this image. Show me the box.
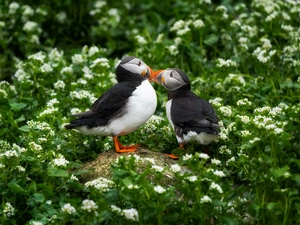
[64,123,77,130]
[64,119,83,129]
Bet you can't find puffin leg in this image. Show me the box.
[113,136,139,153]
[203,145,210,155]
[165,143,184,159]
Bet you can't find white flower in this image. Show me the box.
[70,108,81,115]
[266,11,278,22]
[89,46,99,57]
[241,130,251,137]
[249,137,260,144]
[81,199,98,212]
[216,58,237,67]
[237,98,252,106]
[193,19,205,28]
[127,184,139,189]
[211,158,221,165]
[226,157,236,166]
[54,80,65,89]
[197,153,210,159]
[261,38,272,49]
[23,21,38,32]
[47,98,59,107]
[200,195,212,203]
[95,1,107,9]
[230,20,241,28]
[85,177,115,192]
[28,51,46,63]
[281,24,294,32]
[186,175,198,182]
[154,185,166,194]
[170,20,185,31]
[72,54,84,64]
[56,12,67,23]
[29,142,43,152]
[29,221,43,225]
[213,170,226,177]
[135,35,147,45]
[199,0,211,4]
[209,97,223,107]
[216,5,227,13]
[62,203,76,215]
[177,26,190,36]
[111,205,122,214]
[219,106,233,117]
[238,115,250,124]
[210,182,223,193]
[156,33,164,43]
[174,37,182,45]
[216,6,228,19]
[39,107,58,117]
[0,90,7,98]
[168,45,179,56]
[90,58,110,68]
[182,154,193,161]
[9,2,20,14]
[151,165,164,172]
[122,208,139,221]
[274,128,284,134]
[170,164,181,173]
[53,154,69,167]
[3,202,15,217]
[108,8,119,17]
[22,5,34,17]
[219,145,231,154]
[16,166,25,172]
[70,175,78,181]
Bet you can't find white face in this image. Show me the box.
[159,69,188,91]
[121,58,148,76]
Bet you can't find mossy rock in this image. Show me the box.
[79,147,180,184]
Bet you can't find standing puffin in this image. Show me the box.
[150,68,218,159]
[65,56,157,153]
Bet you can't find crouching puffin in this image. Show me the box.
[150,68,218,159]
[65,56,157,153]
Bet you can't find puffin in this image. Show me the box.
[65,56,157,153]
[150,68,218,159]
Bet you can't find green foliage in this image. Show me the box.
[1,0,300,224]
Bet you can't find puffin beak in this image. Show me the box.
[143,66,154,80]
[149,69,164,84]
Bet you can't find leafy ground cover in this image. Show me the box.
[0,0,300,224]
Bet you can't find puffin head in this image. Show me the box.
[116,56,154,82]
[150,68,190,91]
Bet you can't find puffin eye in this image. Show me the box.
[170,71,174,78]
[138,60,141,66]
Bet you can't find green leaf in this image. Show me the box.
[33,193,45,203]
[8,181,27,194]
[203,34,219,46]
[19,125,30,132]
[47,166,69,177]
[9,102,27,111]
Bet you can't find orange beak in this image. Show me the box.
[149,69,164,83]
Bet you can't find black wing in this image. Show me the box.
[65,81,140,129]
[171,94,219,138]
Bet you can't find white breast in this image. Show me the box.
[108,80,157,136]
[166,100,174,129]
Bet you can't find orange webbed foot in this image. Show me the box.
[113,136,140,153]
[165,154,179,160]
